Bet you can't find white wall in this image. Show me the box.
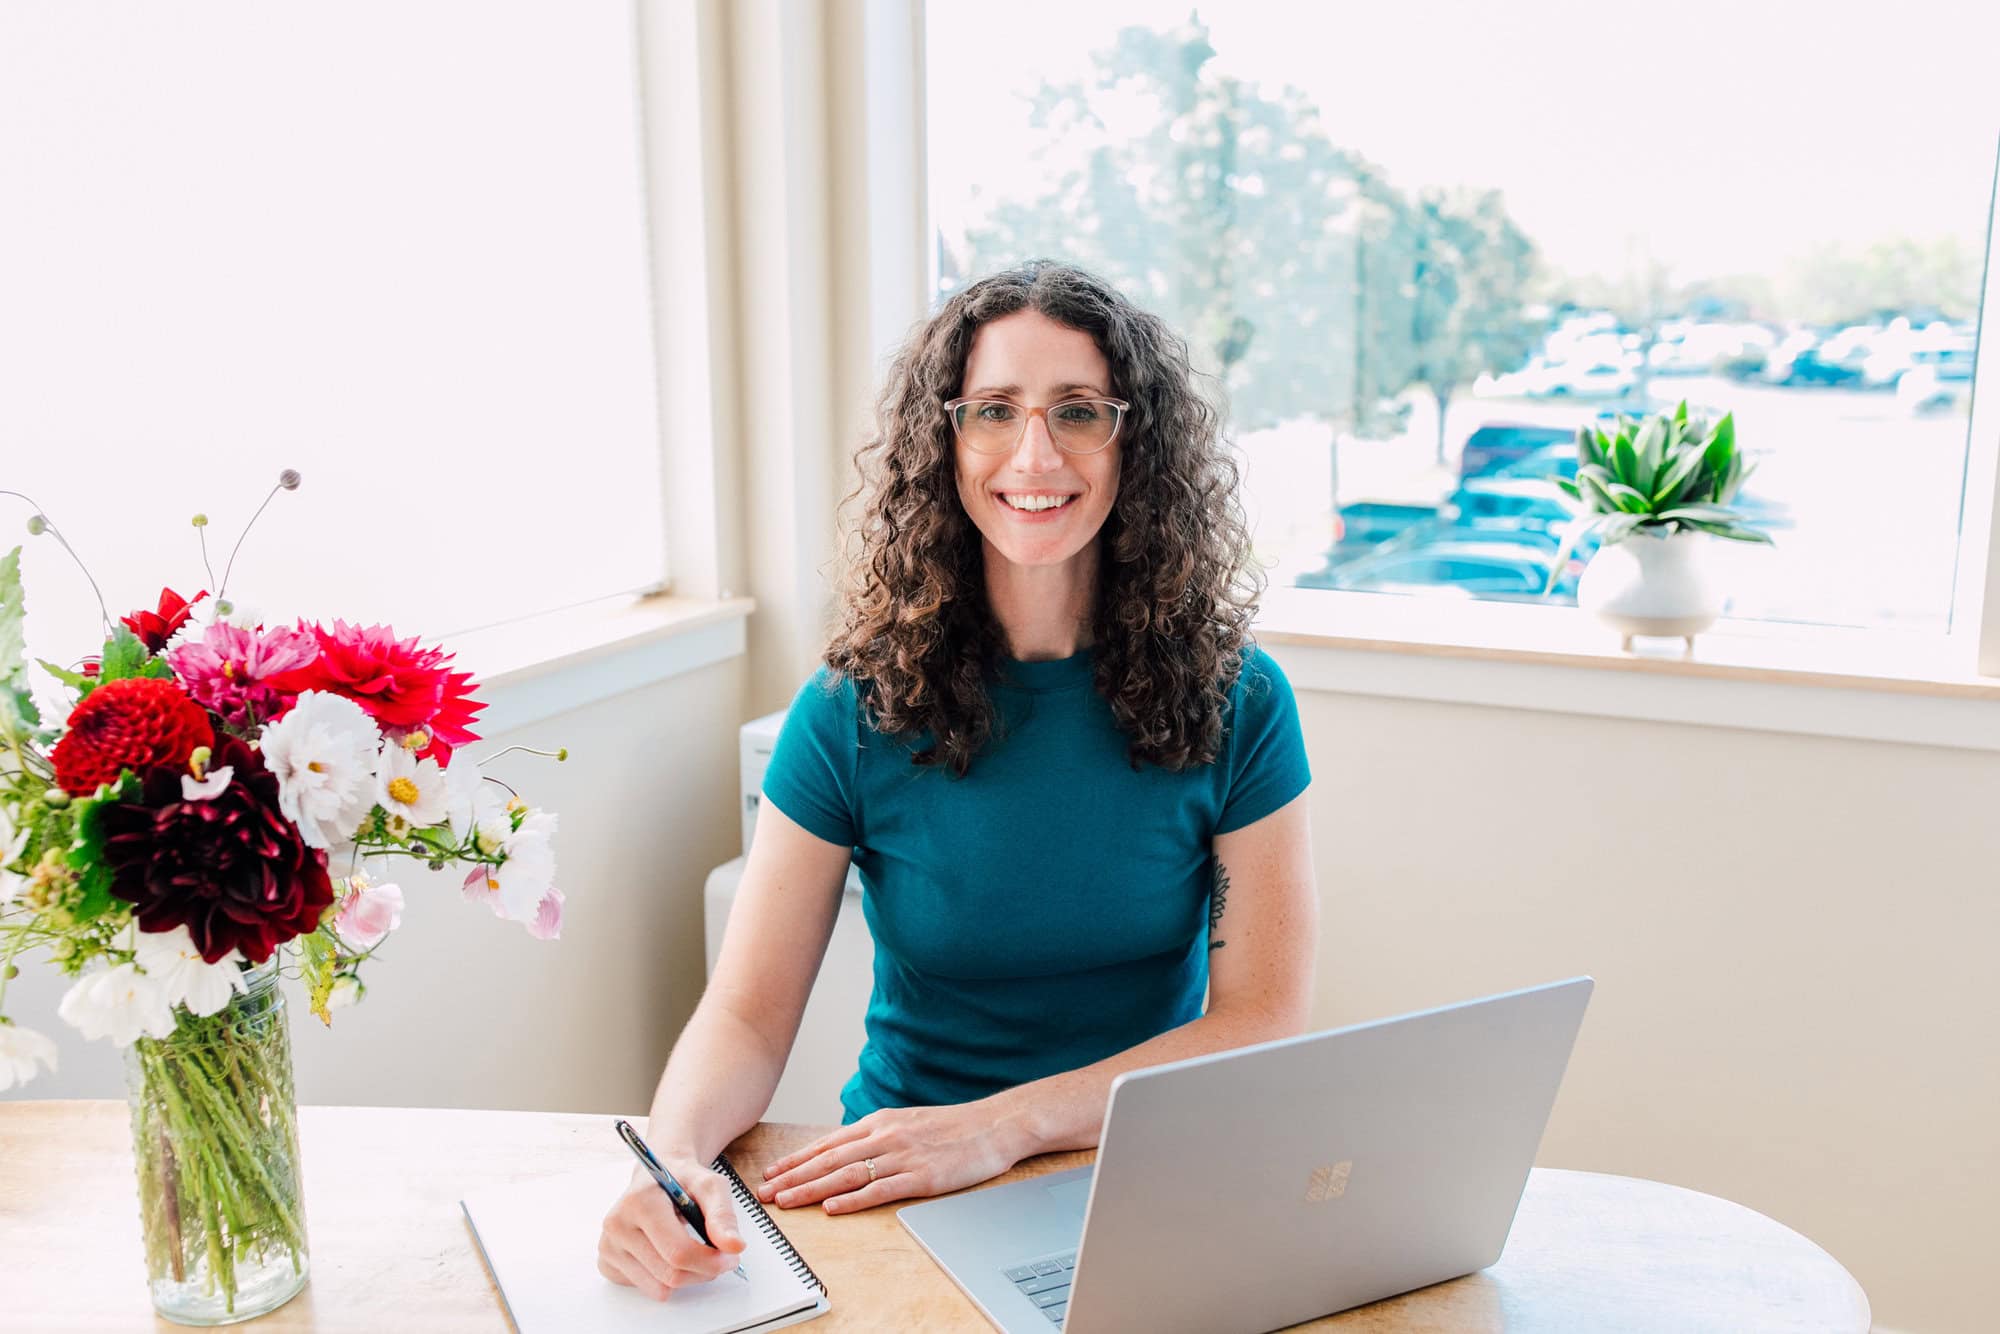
[2,654,747,1116]
[1293,684,1998,1334]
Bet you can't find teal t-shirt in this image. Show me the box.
[760,644,1310,1124]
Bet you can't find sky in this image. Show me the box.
[927,0,2000,284]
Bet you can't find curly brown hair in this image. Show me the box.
[827,260,1263,776]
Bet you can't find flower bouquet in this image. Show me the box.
[0,474,567,1325]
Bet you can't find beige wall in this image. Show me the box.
[1294,685,1999,1334]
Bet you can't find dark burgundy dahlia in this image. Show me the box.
[97,735,335,964]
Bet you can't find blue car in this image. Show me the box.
[1297,521,1586,602]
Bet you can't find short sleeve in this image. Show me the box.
[1215,646,1311,835]
[761,668,860,848]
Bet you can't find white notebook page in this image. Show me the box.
[462,1160,828,1334]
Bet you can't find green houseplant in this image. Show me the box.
[1546,400,1775,648]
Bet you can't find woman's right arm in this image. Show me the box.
[597,801,855,1299]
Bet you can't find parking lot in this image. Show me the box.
[1244,369,1976,633]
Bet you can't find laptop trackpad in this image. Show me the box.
[1044,1176,1092,1222]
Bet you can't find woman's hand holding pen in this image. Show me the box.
[598,1156,746,1301]
[755,1098,1033,1215]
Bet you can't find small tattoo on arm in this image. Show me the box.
[1208,856,1230,951]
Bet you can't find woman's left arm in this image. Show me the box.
[754,793,1318,1214]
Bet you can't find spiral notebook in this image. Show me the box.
[461,1155,830,1333]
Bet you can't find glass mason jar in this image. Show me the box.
[123,958,310,1325]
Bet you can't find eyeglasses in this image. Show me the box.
[942,396,1130,456]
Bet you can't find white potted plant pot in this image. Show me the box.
[1576,526,1723,651]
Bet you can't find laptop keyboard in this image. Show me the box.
[1001,1250,1078,1326]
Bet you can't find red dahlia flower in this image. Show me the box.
[265,620,483,765]
[120,587,209,653]
[96,734,335,964]
[50,677,214,797]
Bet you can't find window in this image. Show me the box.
[0,3,664,674]
[925,1,1998,638]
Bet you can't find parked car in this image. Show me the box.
[1297,530,1583,602]
[1458,423,1576,480]
[1766,347,1864,387]
[1332,500,1440,562]
[1441,476,1579,538]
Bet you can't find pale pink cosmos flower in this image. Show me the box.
[527,887,564,941]
[166,622,318,727]
[333,875,405,951]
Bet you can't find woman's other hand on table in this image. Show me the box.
[755,1101,1030,1215]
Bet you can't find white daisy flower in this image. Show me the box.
[442,755,507,842]
[260,691,383,849]
[374,739,448,829]
[58,964,178,1046]
[133,925,249,1019]
[493,809,559,922]
[0,1022,59,1091]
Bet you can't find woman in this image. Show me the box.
[598,260,1317,1300]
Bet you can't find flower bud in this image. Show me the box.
[191,513,209,528]
[556,748,569,762]
[25,514,47,536]
[278,469,302,491]
[41,789,70,808]
[214,598,234,617]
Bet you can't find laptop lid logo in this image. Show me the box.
[1305,1161,1352,1202]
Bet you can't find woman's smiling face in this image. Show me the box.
[953,309,1122,576]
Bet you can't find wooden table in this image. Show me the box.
[1,1102,1870,1332]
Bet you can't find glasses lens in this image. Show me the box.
[954,400,1020,453]
[1048,400,1118,453]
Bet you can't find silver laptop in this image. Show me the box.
[898,976,1593,1333]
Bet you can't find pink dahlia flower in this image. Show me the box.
[166,622,319,728]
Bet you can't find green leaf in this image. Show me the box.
[39,658,95,692]
[410,823,458,853]
[1542,515,1604,596]
[1603,480,1653,514]
[1650,445,1707,506]
[300,927,339,1025]
[0,547,25,697]
[1673,399,1689,427]
[1601,513,1645,544]
[2,684,38,731]
[96,626,148,684]
[1721,451,1746,502]
[1578,469,1623,515]
[66,771,138,922]
[1610,433,1641,488]
[1632,416,1666,495]
[1709,410,1736,457]
[1575,424,1607,471]
[1554,477,1582,503]
[1655,503,1745,524]
[1701,412,1737,484]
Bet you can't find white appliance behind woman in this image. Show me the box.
[702,711,873,1124]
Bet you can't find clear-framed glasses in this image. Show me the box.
[942,395,1131,456]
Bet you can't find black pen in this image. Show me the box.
[615,1118,749,1283]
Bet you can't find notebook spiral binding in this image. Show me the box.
[712,1154,830,1298]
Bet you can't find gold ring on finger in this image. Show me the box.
[864,1157,877,1182]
